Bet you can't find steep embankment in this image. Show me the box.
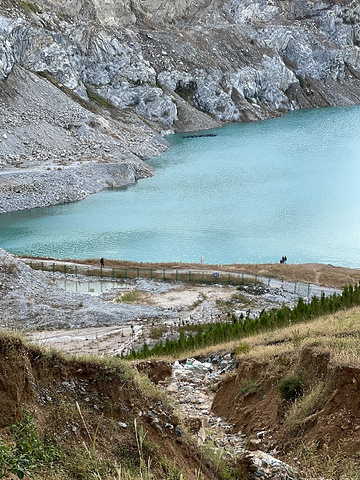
[1,0,360,211]
[0,333,227,480]
[211,308,360,478]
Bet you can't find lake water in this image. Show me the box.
[1,105,360,267]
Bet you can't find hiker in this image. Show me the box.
[100,258,104,268]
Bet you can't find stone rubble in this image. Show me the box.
[0,249,178,331]
[161,356,301,480]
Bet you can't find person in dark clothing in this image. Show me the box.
[100,258,104,268]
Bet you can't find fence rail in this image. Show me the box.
[25,259,341,299]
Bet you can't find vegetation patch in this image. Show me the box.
[285,380,331,432]
[21,1,40,13]
[238,378,257,395]
[116,291,143,303]
[85,87,114,110]
[278,374,303,402]
[0,409,60,479]
[234,342,251,355]
[126,284,360,359]
[149,325,168,339]
[292,436,360,479]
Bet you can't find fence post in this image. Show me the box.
[64,264,67,275]
[202,271,204,283]
[268,277,270,287]
[254,275,257,286]
[294,283,297,294]
[189,271,191,282]
[29,260,32,269]
[137,268,139,279]
[41,262,44,271]
[163,269,166,281]
[75,265,77,277]
[228,273,231,285]
[112,268,114,279]
[52,263,55,274]
[241,273,244,286]
[176,270,178,282]
[150,268,153,280]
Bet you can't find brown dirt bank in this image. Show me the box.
[211,317,360,479]
[0,333,226,480]
[19,256,360,289]
[212,349,360,478]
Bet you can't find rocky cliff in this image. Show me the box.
[1,0,360,211]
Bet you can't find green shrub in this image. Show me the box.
[278,374,303,401]
[238,379,257,395]
[0,409,60,479]
[0,441,29,480]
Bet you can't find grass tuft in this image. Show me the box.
[278,374,303,402]
[116,291,143,303]
[285,381,331,432]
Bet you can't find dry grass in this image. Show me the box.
[150,307,360,367]
[18,255,360,288]
[225,307,360,367]
[115,291,149,304]
[285,381,331,432]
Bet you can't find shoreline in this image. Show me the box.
[0,159,155,214]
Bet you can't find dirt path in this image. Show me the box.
[19,256,360,288]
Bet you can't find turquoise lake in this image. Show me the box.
[1,105,360,267]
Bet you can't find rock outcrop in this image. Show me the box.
[1,0,360,210]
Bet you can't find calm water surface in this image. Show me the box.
[1,106,360,267]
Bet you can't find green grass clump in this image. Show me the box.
[234,342,251,355]
[21,1,40,13]
[116,291,143,303]
[278,374,303,402]
[86,87,114,109]
[285,381,331,431]
[238,379,257,395]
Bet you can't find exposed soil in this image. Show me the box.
[0,335,223,480]
[212,346,360,477]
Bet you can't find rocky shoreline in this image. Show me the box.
[0,160,153,213]
[1,0,360,213]
[0,65,170,213]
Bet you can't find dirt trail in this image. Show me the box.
[20,256,360,288]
